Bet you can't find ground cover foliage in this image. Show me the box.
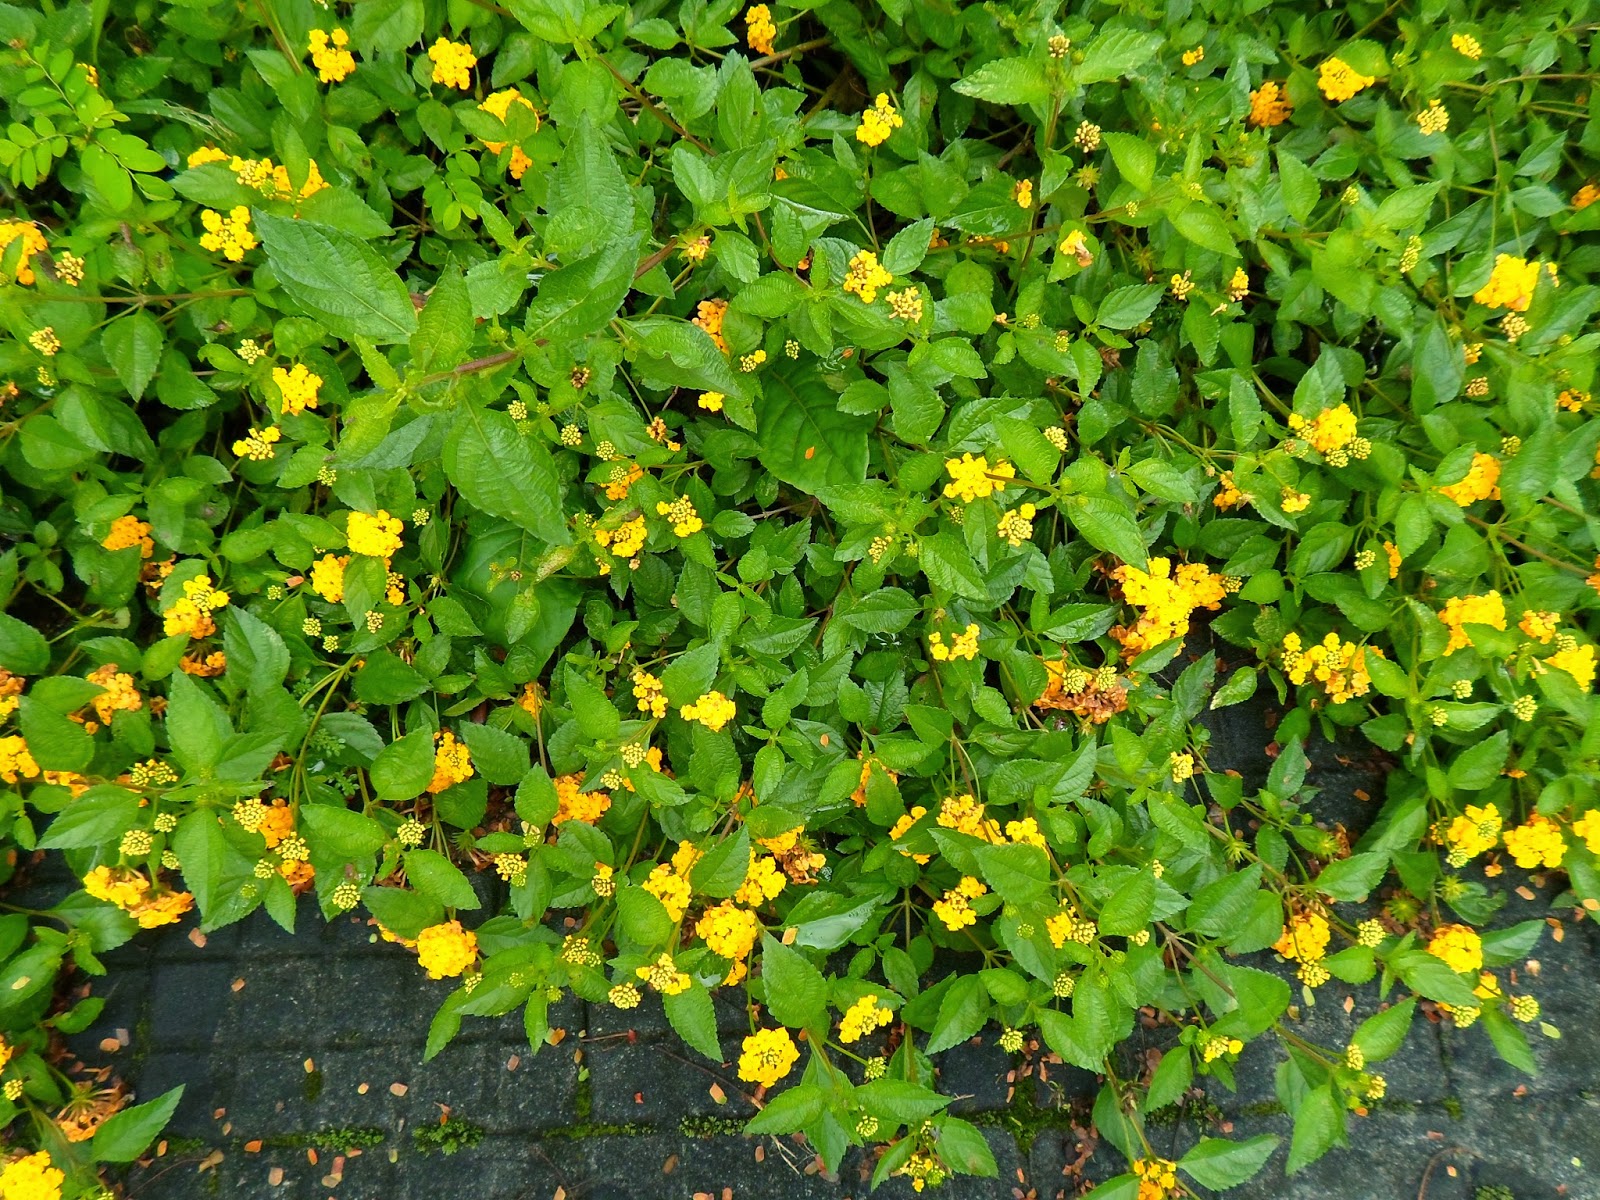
[1,0,1598,1194]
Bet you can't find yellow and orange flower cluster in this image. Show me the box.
[553,772,610,825]
[1473,254,1544,312]
[416,919,478,978]
[0,220,49,285]
[1439,590,1506,654]
[427,38,477,90]
[943,453,1014,503]
[738,1026,798,1087]
[1247,81,1292,127]
[1438,452,1501,506]
[102,515,154,558]
[479,89,538,179]
[744,4,776,55]
[163,574,230,639]
[1427,923,1483,974]
[842,249,893,305]
[84,866,194,929]
[427,730,474,794]
[1111,557,1227,659]
[308,28,355,83]
[1281,631,1383,703]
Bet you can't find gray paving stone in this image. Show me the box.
[586,1033,752,1126]
[938,1036,1013,1115]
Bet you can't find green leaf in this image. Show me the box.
[1353,998,1415,1062]
[92,1086,184,1162]
[1278,150,1319,226]
[1075,28,1163,84]
[1095,284,1164,330]
[457,723,530,785]
[664,983,722,1061]
[1065,496,1146,567]
[855,1079,950,1123]
[690,828,750,899]
[745,1083,827,1134]
[756,364,872,493]
[1447,731,1508,790]
[40,786,141,849]
[952,58,1050,106]
[353,651,428,705]
[405,848,480,909]
[1314,852,1388,901]
[1097,869,1155,936]
[0,612,49,674]
[523,235,641,344]
[660,643,721,707]
[918,532,989,600]
[300,805,388,857]
[926,973,989,1054]
[370,730,438,802]
[617,885,674,945]
[17,696,93,773]
[255,212,417,344]
[101,312,165,401]
[1180,1135,1280,1190]
[760,933,828,1030]
[443,407,570,545]
[936,1116,998,1178]
[1285,1085,1346,1174]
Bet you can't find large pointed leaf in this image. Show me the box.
[755,364,872,493]
[442,407,570,544]
[255,213,417,344]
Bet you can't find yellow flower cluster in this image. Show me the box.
[163,575,229,639]
[0,1151,64,1200]
[199,206,257,261]
[308,28,355,83]
[427,37,477,89]
[1438,452,1501,506]
[943,452,1014,502]
[997,503,1036,546]
[656,496,702,537]
[1181,45,1205,66]
[102,515,154,558]
[932,876,987,930]
[347,509,404,558]
[938,792,1003,842]
[478,89,538,179]
[427,730,474,794]
[1572,810,1600,853]
[416,919,478,979]
[1013,178,1033,207]
[596,516,647,562]
[855,93,903,147]
[738,1026,798,1087]
[643,860,693,921]
[1046,907,1097,947]
[1133,1156,1177,1200]
[1547,640,1596,690]
[1417,99,1449,135]
[890,807,931,863]
[929,624,979,662]
[1451,33,1482,60]
[1442,802,1501,867]
[735,852,787,906]
[273,363,322,415]
[696,901,760,963]
[1318,57,1375,102]
[636,950,692,995]
[839,993,894,1043]
[887,287,923,321]
[1273,910,1331,963]
[680,690,736,731]
[1110,557,1227,658]
[86,663,142,725]
[1427,923,1482,974]
[842,249,893,305]
[309,553,348,603]
[1519,610,1559,643]
[83,866,194,928]
[745,4,776,54]
[232,424,281,461]
[1201,1034,1244,1062]
[1473,254,1542,311]
[693,298,728,352]
[0,220,48,285]
[1502,814,1565,870]
[698,391,724,412]
[1439,590,1506,655]
[553,772,610,825]
[1247,81,1292,127]
[1287,403,1365,459]
[632,669,668,718]
[1281,631,1383,703]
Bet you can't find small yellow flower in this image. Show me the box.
[28,327,61,356]
[1416,99,1449,135]
[1181,45,1205,66]
[656,496,703,537]
[943,453,1014,502]
[427,730,474,794]
[1013,178,1033,208]
[232,425,281,461]
[347,509,404,558]
[738,1027,799,1087]
[0,220,49,285]
[855,93,903,147]
[427,37,477,90]
[842,250,893,305]
[680,690,736,732]
[744,4,776,55]
[887,287,923,322]
[416,920,478,979]
[1451,33,1482,60]
[1318,57,1376,102]
[308,27,355,83]
[1427,924,1482,974]
[198,206,257,261]
[698,391,724,412]
[1473,254,1542,312]
[1248,81,1292,127]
